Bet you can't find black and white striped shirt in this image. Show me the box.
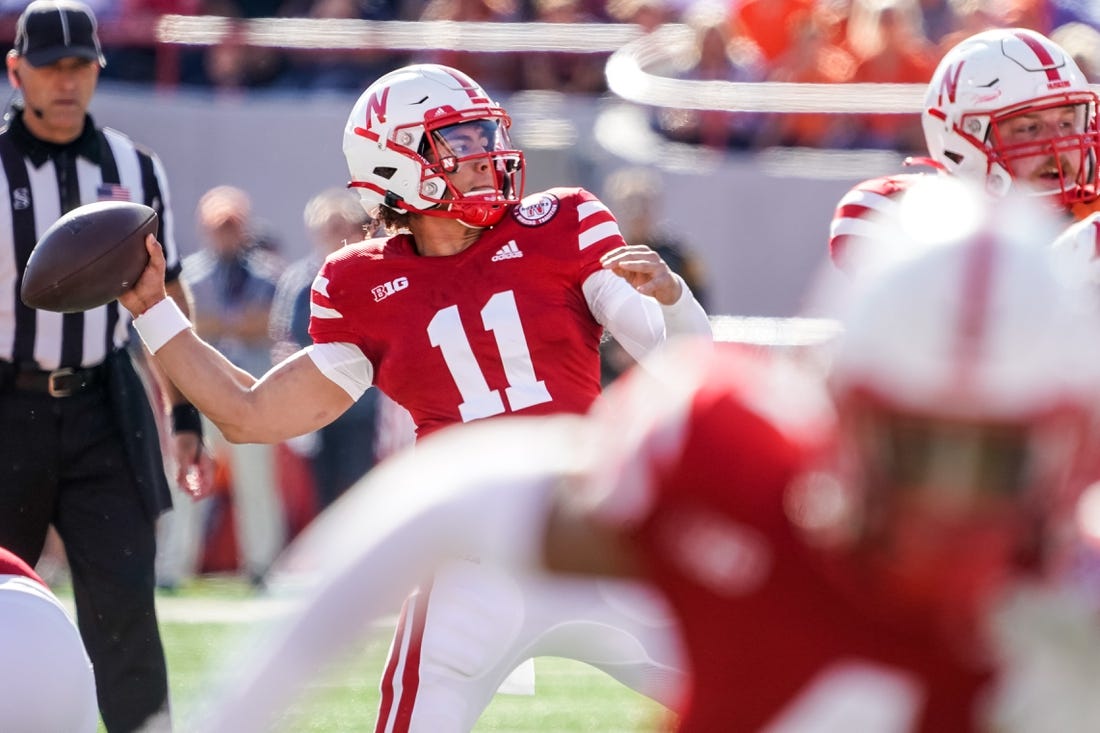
[0,110,182,370]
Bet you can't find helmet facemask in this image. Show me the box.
[981,94,1100,206]
[351,109,525,229]
[343,64,527,230]
[836,395,1088,615]
[416,115,525,228]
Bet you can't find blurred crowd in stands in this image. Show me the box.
[3,0,1096,152]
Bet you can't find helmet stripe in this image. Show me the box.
[1014,31,1062,83]
[954,232,996,389]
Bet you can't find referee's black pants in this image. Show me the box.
[0,381,169,732]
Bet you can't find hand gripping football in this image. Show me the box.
[21,201,157,313]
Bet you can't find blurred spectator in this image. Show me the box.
[412,0,522,94]
[269,188,384,509]
[521,0,607,93]
[605,0,673,31]
[598,166,710,384]
[98,0,202,83]
[653,5,765,150]
[189,0,286,88]
[274,0,406,91]
[1051,21,1100,81]
[1001,0,1053,33]
[918,0,960,43]
[936,0,1009,54]
[757,4,859,148]
[727,0,815,64]
[184,185,285,586]
[849,0,938,151]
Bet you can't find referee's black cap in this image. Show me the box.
[13,0,106,68]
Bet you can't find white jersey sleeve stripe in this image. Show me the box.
[836,188,899,214]
[310,303,342,319]
[830,216,891,240]
[577,199,609,220]
[579,220,621,250]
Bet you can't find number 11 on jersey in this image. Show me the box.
[427,290,553,422]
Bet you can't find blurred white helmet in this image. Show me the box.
[922,28,1100,206]
[827,178,1100,551]
[832,178,1096,421]
[343,64,525,228]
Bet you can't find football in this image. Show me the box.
[21,201,157,313]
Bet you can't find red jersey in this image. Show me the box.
[828,172,925,272]
[830,172,1100,272]
[310,187,625,438]
[584,344,995,732]
[0,546,45,586]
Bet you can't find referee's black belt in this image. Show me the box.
[0,360,107,398]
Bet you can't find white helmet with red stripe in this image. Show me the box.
[922,28,1100,206]
[343,64,525,228]
[827,179,1100,573]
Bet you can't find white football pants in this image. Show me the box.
[0,575,98,732]
[374,559,685,733]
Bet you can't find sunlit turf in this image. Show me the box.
[68,576,667,732]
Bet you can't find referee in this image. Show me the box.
[0,1,210,731]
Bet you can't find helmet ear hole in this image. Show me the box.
[373,167,397,180]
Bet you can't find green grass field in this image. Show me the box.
[69,576,668,732]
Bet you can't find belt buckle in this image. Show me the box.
[47,367,77,397]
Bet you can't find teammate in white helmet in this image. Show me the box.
[194,179,1100,732]
[829,27,1100,273]
[120,63,711,732]
[0,545,98,733]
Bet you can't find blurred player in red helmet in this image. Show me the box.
[193,179,1100,731]
[829,27,1100,272]
[122,63,711,731]
[0,545,98,732]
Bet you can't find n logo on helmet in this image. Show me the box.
[936,62,965,106]
[353,87,390,141]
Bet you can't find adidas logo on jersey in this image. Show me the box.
[491,241,524,262]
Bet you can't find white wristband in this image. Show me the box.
[133,297,191,354]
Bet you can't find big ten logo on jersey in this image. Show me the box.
[372,276,409,302]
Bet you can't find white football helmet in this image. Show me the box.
[922,28,1100,206]
[343,64,525,228]
[829,179,1100,561]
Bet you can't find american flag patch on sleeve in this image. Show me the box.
[97,184,132,201]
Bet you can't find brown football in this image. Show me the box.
[21,201,157,313]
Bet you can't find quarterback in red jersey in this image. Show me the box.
[0,546,98,732]
[196,184,1100,732]
[122,64,709,732]
[309,186,665,436]
[829,27,1100,272]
